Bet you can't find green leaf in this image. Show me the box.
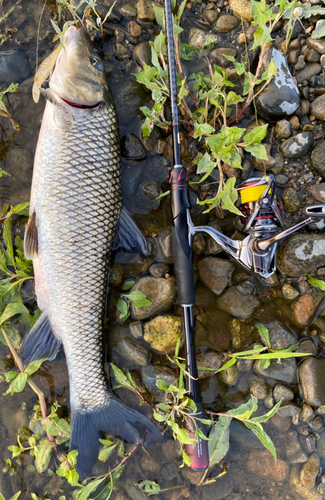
[175,427,193,445]
[226,91,244,106]
[244,143,268,160]
[156,379,169,391]
[312,19,325,39]
[5,372,28,395]
[142,117,152,138]
[261,358,271,370]
[11,203,29,216]
[244,421,277,459]
[230,147,242,170]
[5,371,17,382]
[25,359,44,376]
[98,441,118,462]
[34,439,53,473]
[117,299,129,321]
[208,416,231,468]
[122,280,135,291]
[309,277,325,290]
[251,22,272,50]
[223,55,246,75]
[75,478,106,500]
[9,493,21,500]
[250,399,282,424]
[243,124,268,145]
[93,466,125,500]
[175,0,187,23]
[66,468,80,486]
[153,5,164,27]
[227,396,258,420]
[139,480,161,496]
[153,31,166,53]
[180,447,192,468]
[256,324,271,348]
[193,123,214,138]
[215,357,237,373]
[0,302,29,326]
[110,363,131,388]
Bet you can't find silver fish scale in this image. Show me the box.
[34,101,121,413]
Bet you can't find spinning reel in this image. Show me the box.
[189,174,325,279]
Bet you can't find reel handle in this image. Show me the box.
[304,204,325,218]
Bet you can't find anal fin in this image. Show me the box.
[19,313,61,367]
[24,211,39,260]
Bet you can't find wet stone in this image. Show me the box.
[286,439,308,465]
[114,338,150,366]
[237,358,254,372]
[273,384,294,403]
[129,321,143,339]
[307,433,318,453]
[196,351,222,379]
[291,289,323,326]
[250,380,270,399]
[129,20,141,37]
[220,363,237,386]
[255,48,300,120]
[277,234,325,277]
[217,285,260,320]
[188,28,220,50]
[131,276,176,320]
[311,140,325,179]
[247,450,289,481]
[295,63,322,84]
[277,403,300,418]
[294,55,306,71]
[0,357,14,373]
[267,321,297,349]
[141,455,161,474]
[198,257,234,296]
[229,0,253,22]
[136,0,155,21]
[121,134,147,160]
[0,50,31,86]
[309,183,325,203]
[193,233,206,255]
[149,263,169,278]
[141,365,177,402]
[296,339,318,357]
[300,454,320,490]
[252,143,275,171]
[204,9,218,24]
[298,425,310,436]
[209,47,237,68]
[282,283,299,300]
[291,464,323,500]
[279,132,313,160]
[161,463,178,482]
[309,415,324,432]
[143,182,161,200]
[276,119,291,139]
[307,37,325,55]
[120,4,137,17]
[143,315,182,353]
[133,41,151,67]
[299,358,325,407]
[264,395,275,409]
[283,187,301,213]
[311,94,325,121]
[254,358,297,384]
[215,15,238,32]
[317,405,325,414]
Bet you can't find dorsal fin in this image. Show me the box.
[24,211,39,260]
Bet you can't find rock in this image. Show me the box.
[297,99,310,116]
[267,321,297,349]
[136,0,155,21]
[296,339,318,357]
[277,234,325,277]
[247,450,289,481]
[141,455,161,474]
[255,48,300,120]
[121,134,146,160]
[300,454,320,490]
[237,358,254,372]
[188,29,220,50]
[311,140,325,178]
[217,286,260,320]
[309,183,325,203]
[143,182,161,200]
[276,119,291,139]
[291,465,323,500]
[264,394,275,409]
[209,47,238,68]
[133,41,151,67]
[295,63,322,84]
[129,321,143,339]
[220,364,237,385]
[149,263,169,278]
[250,380,270,399]
[291,289,323,326]
[283,187,301,213]
[141,365,177,402]
[0,50,31,86]
[279,132,313,160]
[252,143,276,170]
[196,351,222,379]
[129,20,142,38]
[282,283,299,300]
[299,357,325,406]
[229,0,253,22]
[113,338,151,366]
[215,15,238,32]
[161,463,178,482]
[273,384,294,403]
[120,4,137,17]
[131,277,176,320]
[294,55,306,71]
[286,440,308,464]
[255,358,297,384]
[198,257,234,296]
[277,403,300,418]
[204,9,218,24]
[143,315,182,353]
[309,415,324,432]
[307,38,325,55]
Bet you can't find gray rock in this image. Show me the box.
[198,257,234,295]
[121,134,146,160]
[237,358,254,372]
[295,63,322,84]
[286,440,308,464]
[264,395,275,409]
[294,54,306,72]
[131,276,176,320]
[311,140,325,179]
[149,263,169,278]
[196,350,222,379]
[255,48,300,120]
[282,283,299,300]
[143,182,161,200]
[267,321,297,349]
[296,339,318,357]
[299,358,325,406]
[161,463,178,482]
[209,47,238,68]
[277,403,300,417]
[279,132,313,159]
[215,15,238,32]
[307,37,325,55]
[143,315,182,353]
[0,50,31,86]
[133,41,151,67]
[309,415,324,432]
[204,9,218,24]
[311,94,325,120]
[309,183,325,203]
[113,338,151,366]
[296,99,310,116]
[283,187,301,213]
[250,380,270,399]
[306,433,318,453]
[141,365,177,402]
[188,28,220,50]
[273,383,294,403]
[217,286,260,319]
[277,234,325,277]
[300,454,320,490]
[306,48,320,64]
[276,119,291,139]
[129,321,143,339]
[317,405,325,414]
[254,358,297,384]
[229,0,253,22]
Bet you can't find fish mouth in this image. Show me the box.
[61,97,101,109]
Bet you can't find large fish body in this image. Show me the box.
[21,26,161,479]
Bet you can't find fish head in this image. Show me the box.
[49,26,112,107]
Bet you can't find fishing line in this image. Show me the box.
[36,0,47,73]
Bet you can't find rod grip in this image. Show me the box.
[171,220,195,305]
[184,402,209,470]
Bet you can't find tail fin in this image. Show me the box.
[70,397,163,480]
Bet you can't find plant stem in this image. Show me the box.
[173,34,199,107]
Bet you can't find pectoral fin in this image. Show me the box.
[114,206,151,256]
[19,313,61,367]
[24,211,38,260]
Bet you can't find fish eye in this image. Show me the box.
[91,56,103,70]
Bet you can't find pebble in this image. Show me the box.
[120,4,137,17]
[255,48,300,119]
[267,321,297,349]
[129,321,143,339]
[161,463,178,482]
[282,283,299,300]
[279,132,313,160]
[143,182,161,200]
[309,415,324,432]
[215,15,238,32]
[299,358,325,406]
[143,315,182,353]
[264,394,275,409]
[209,47,237,68]
[250,380,270,399]
[283,187,301,213]
[141,365,177,402]
[247,450,289,481]
[0,50,31,86]
[133,41,151,67]
[309,182,325,202]
[237,358,254,372]
[311,139,325,179]
[291,464,323,500]
[317,405,325,414]
[296,339,318,357]
[198,257,234,296]
[254,358,297,384]
[229,0,253,22]
[220,364,238,386]
[307,37,325,55]
[295,63,322,84]
[296,99,310,116]
[130,276,176,320]
[286,440,308,464]
[136,0,155,21]
[277,234,325,277]
[300,454,320,490]
[276,119,291,139]
[129,20,142,37]
[291,289,323,326]
[204,9,218,24]
[311,94,325,120]
[149,263,169,278]
[121,134,147,160]
[273,384,294,403]
[294,54,306,71]
[113,338,151,366]
[196,351,222,379]
[277,403,300,418]
[188,28,220,50]
[217,286,260,320]
[306,433,318,453]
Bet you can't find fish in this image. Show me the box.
[20,26,162,480]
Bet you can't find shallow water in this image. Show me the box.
[0,0,323,499]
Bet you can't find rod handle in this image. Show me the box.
[184,402,209,471]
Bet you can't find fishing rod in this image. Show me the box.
[164,0,209,470]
